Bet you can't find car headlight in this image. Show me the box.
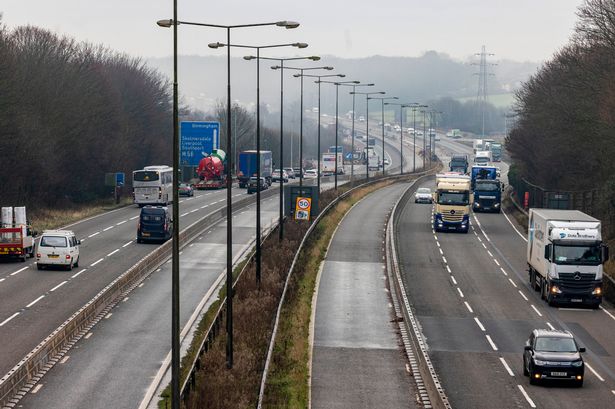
[533,359,548,366]
[571,360,584,367]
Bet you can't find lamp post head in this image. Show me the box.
[337,74,346,77]
[276,21,300,29]
[308,56,321,61]
[244,55,257,61]
[293,73,301,77]
[351,80,360,84]
[156,19,174,28]
[293,42,309,48]
[208,42,224,49]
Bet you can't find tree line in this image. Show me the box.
[506,0,615,235]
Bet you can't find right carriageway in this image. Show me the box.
[394,176,615,409]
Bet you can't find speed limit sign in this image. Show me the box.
[295,197,312,220]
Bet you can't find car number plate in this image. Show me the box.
[571,298,582,303]
[142,233,150,237]
[48,254,59,259]
[551,371,567,377]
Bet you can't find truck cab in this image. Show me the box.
[473,179,503,212]
[433,174,472,233]
[449,154,469,174]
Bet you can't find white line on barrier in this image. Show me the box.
[26,295,45,308]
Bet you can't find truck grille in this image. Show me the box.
[479,198,495,207]
[442,214,463,222]
[558,272,596,292]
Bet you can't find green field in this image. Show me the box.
[458,93,516,108]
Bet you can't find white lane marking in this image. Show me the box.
[0,278,5,283]
[487,250,493,257]
[50,281,67,292]
[438,248,444,255]
[116,220,127,226]
[494,259,500,266]
[26,295,45,308]
[457,288,464,298]
[451,276,458,285]
[190,209,198,213]
[500,267,508,276]
[485,335,498,351]
[180,213,189,217]
[503,210,528,242]
[71,269,87,279]
[477,236,482,242]
[585,362,605,382]
[84,332,93,339]
[474,317,486,331]
[103,226,114,232]
[80,238,87,243]
[464,301,474,313]
[499,357,515,376]
[201,205,208,209]
[0,312,20,327]
[446,265,452,273]
[530,305,543,317]
[442,256,448,264]
[436,241,441,247]
[122,241,133,248]
[546,322,555,330]
[88,232,100,238]
[481,243,487,249]
[129,215,139,220]
[31,384,43,394]
[518,291,528,301]
[517,385,536,408]
[599,306,615,321]
[11,266,29,276]
[107,249,120,257]
[60,355,70,364]
[612,390,615,396]
[91,258,104,266]
[508,278,517,288]
[105,313,113,319]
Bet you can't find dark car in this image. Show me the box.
[293,167,304,178]
[178,183,194,197]
[523,329,585,386]
[137,206,173,243]
[247,176,268,194]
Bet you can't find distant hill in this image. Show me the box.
[147,51,538,114]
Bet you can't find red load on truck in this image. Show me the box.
[195,149,227,189]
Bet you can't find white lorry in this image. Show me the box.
[321,152,337,176]
[368,153,380,171]
[527,209,608,308]
[473,139,484,153]
[474,150,492,165]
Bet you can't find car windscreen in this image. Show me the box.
[142,214,164,222]
[554,244,601,265]
[535,337,577,352]
[134,171,160,182]
[417,188,431,194]
[437,191,469,205]
[40,236,68,247]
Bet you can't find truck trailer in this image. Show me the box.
[237,150,273,188]
[0,206,35,262]
[527,209,608,308]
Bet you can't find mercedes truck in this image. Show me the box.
[433,174,472,233]
[527,209,609,308]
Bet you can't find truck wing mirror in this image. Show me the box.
[603,245,610,263]
[77,239,81,245]
[544,244,551,260]
[524,345,532,351]
[579,347,586,353]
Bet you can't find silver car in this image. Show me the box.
[414,187,433,204]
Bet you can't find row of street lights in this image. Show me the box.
[156,11,438,408]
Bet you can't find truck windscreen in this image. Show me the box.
[554,244,601,265]
[475,182,499,191]
[438,191,469,205]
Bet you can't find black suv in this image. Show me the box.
[523,329,585,386]
[137,206,173,243]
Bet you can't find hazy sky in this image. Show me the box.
[1,0,584,62]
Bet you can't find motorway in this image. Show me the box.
[395,137,615,408]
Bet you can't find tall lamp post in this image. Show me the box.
[261,56,321,241]
[293,72,346,193]
[427,110,443,166]
[349,91,385,181]
[338,83,374,184]
[368,96,398,175]
[315,79,360,190]
[420,107,430,171]
[209,42,308,286]
[156,18,299,404]
[283,65,335,187]
[384,102,416,175]
[409,104,428,172]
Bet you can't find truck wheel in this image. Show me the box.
[20,254,27,262]
[37,264,44,270]
[540,280,547,300]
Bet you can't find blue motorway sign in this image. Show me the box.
[180,121,220,166]
[345,152,353,160]
[116,172,125,186]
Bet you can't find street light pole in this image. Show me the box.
[350,90,385,181]
[156,19,300,386]
[421,108,429,171]
[384,102,413,175]
[367,96,398,176]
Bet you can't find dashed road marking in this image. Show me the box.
[474,317,486,331]
[103,226,114,232]
[518,290,528,301]
[107,249,120,257]
[508,278,517,288]
[530,304,543,317]
[500,267,508,276]
[451,276,458,285]
[91,258,104,267]
[457,288,464,298]
[130,216,139,220]
[50,281,67,292]
[71,269,87,279]
[446,265,451,273]
[88,232,100,238]
[464,301,473,313]
[26,295,45,308]
[485,335,498,351]
[116,220,127,226]
[546,322,555,330]
[517,385,536,408]
[494,259,500,266]
[0,312,20,327]
[499,357,514,376]
[11,266,28,276]
[122,241,133,248]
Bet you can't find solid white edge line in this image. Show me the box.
[600,305,615,321]
[464,301,474,313]
[530,304,543,317]
[585,362,605,382]
[517,385,536,408]
[50,281,67,292]
[485,335,498,351]
[26,295,45,308]
[71,269,87,279]
[11,266,29,276]
[91,258,104,266]
[0,312,20,327]
[503,210,528,242]
[499,357,515,376]
[474,317,486,331]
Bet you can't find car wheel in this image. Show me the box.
[137,238,142,244]
[415,199,418,203]
[37,264,44,271]
[66,260,73,271]
[523,360,529,376]
[74,256,79,268]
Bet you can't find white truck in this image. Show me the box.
[321,152,337,176]
[473,139,484,153]
[527,209,608,308]
[474,150,492,165]
[368,153,380,171]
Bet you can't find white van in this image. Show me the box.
[36,230,80,270]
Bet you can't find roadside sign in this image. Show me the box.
[180,121,220,166]
[345,152,353,160]
[295,197,312,220]
[116,172,125,186]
